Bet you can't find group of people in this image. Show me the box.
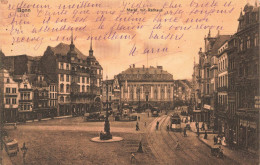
[214,135,227,146]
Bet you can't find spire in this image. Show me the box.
[208,29,211,37]
[90,37,93,51]
[71,30,74,45]
[69,30,75,51]
[89,34,94,56]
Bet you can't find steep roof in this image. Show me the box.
[50,43,87,60]
[211,35,231,55]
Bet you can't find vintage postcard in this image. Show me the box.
[0,0,259,164]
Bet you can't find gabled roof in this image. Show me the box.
[211,35,231,55]
[50,43,87,60]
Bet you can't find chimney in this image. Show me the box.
[133,64,135,68]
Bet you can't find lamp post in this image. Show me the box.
[21,142,28,165]
[103,76,112,139]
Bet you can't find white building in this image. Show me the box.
[3,69,19,123]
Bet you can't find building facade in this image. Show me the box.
[102,77,120,111]
[231,3,259,152]
[217,40,229,136]
[39,37,103,116]
[117,65,174,110]
[3,69,19,123]
[17,74,33,121]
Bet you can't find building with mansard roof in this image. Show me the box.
[116,65,174,110]
[228,2,259,152]
[39,37,103,116]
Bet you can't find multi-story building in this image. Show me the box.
[217,40,229,136]
[191,61,201,110]
[174,80,192,105]
[102,76,120,111]
[39,37,103,116]
[17,74,33,120]
[117,65,174,110]
[32,73,52,119]
[3,69,19,123]
[230,3,259,152]
[196,31,231,125]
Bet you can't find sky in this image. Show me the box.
[0,0,257,80]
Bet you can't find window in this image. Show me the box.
[12,98,16,104]
[24,84,27,89]
[82,85,85,92]
[82,77,85,83]
[247,36,250,49]
[66,75,70,82]
[240,39,243,51]
[66,84,70,93]
[60,74,64,81]
[6,78,10,83]
[109,96,112,101]
[5,98,10,104]
[6,88,10,93]
[60,84,64,93]
[66,64,69,70]
[109,86,112,92]
[60,96,64,102]
[87,77,90,83]
[60,63,64,69]
[207,84,209,94]
[255,34,259,47]
[12,88,16,93]
[78,76,81,83]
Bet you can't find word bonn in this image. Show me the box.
[17,8,31,13]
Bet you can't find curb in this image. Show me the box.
[197,136,241,164]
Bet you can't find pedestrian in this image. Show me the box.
[130,153,136,164]
[204,131,207,139]
[136,122,139,131]
[184,128,187,137]
[197,127,200,136]
[214,136,217,145]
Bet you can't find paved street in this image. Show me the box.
[145,114,237,165]
[3,110,240,165]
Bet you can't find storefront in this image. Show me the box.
[238,118,258,152]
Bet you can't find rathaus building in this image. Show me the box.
[116,65,174,109]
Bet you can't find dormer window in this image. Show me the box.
[6,78,10,83]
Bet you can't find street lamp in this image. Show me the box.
[21,142,28,165]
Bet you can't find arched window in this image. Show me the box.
[82,85,85,92]
[60,84,64,93]
[247,36,250,48]
[255,34,259,47]
[66,84,70,93]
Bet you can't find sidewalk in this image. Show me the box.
[188,121,259,165]
[198,134,259,165]
[1,149,13,165]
